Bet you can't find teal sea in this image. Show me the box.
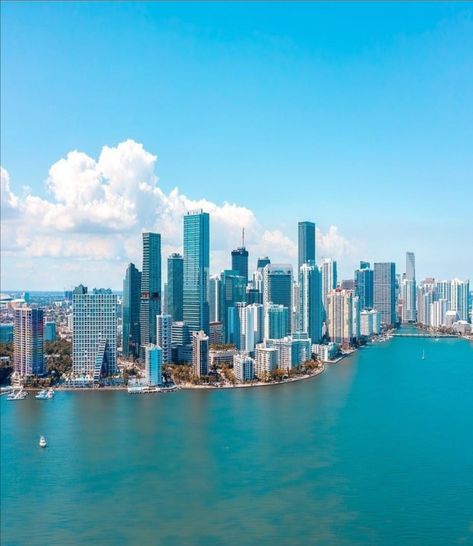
[2,335,473,545]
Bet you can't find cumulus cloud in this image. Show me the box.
[1,139,356,286]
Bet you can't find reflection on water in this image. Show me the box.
[2,337,473,546]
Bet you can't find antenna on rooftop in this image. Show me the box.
[242,227,245,248]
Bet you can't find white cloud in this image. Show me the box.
[1,139,356,288]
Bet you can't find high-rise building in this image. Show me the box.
[256,257,271,271]
[451,279,470,321]
[406,252,416,281]
[72,286,117,380]
[157,314,173,364]
[227,302,246,348]
[208,274,221,323]
[430,299,448,328]
[192,330,209,377]
[298,262,323,344]
[167,253,183,322]
[122,262,141,358]
[144,344,163,386]
[435,280,452,309]
[320,258,337,318]
[298,221,316,271]
[13,307,44,377]
[140,233,162,348]
[354,263,374,310]
[403,252,417,322]
[373,262,396,326]
[183,211,210,335]
[0,324,14,344]
[264,303,288,340]
[240,303,264,353]
[231,231,249,284]
[262,264,292,334]
[255,344,279,379]
[44,321,57,342]
[220,270,246,341]
[326,289,353,345]
[233,354,255,382]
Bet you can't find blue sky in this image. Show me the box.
[1,2,472,289]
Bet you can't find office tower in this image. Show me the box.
[262,264,292,334]
[240,303,264,353]
[373,262,396,326]
[435,280,452,308]
[233,354,255,382]
[144,344,163,387]
[227,302,246,348]
[320,258,338,317]
[298,221,316,271]
[122,263,141,358]
[183,211,210,335]
[167,253,183,322]
[298,262,323,344]
[0,324,14,343]
[13,307,44,376]
[246,286,262,305]
[255,344,279,379]
[418,287,434,326]
[72,286,117,380]
[209,274,221,323]
[406,252,415,281]
[326,289,353,345]
[354,263,374,310]
[171,321,190,346]
[209,321,224,345]
[44,321,57,342]
[192,330,209,377]
[231,230,249,284]
[256,257,271,271]
[292,280,300,332]
[451,279,470,321]
[157,314,172,364]
[140,233,162,348]
[220,270,246,340]
[264,303,289,340]
[402,252,417,322]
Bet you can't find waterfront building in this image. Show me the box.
[298,221,316,271]
[144,344,163,387]
[192,330,209,377]
[326,289,353,345]
[430,299,448,328]
[183,211,210,335]
[445,310,459,327]
[418,288,434,326]
[122,262,141,358]
[167,253,183,322]
[264,303,288,340]
[451,279,470,322]
[220,270,246,341]
[209,274,221,323]
[0,323,14,343]
[140,233,162,348]
[354,262,374,310]
[13,307,44,376]
[209,321,224,345]
[403,252,417,322]
[373,262,396,326]
[72,286,117,380]
[44,321,57,342]
[255,344,279,379]
[209,347,236,369]
[352,295,360,340]
[299,262,323,344]
[360,309,381,337]
[259,332,311,372]
[157,314,172,364]
[240,303,264,354]
[233,353,255,382]
[320,258,338,318]
[263,264,293,334]
[435,280,452,309]
[227,302,246,348]
[171,321,190,346]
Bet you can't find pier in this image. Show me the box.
[392,333,457,338]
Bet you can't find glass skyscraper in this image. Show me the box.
[354,261,374,310]
[122,262,141,358]
[299,262,323,343]
[298,221,316,271]
[183,211,210,335]
[373,262,397,326]
[140,233,161,348]
[167,253,183,321]
[220,269,247,341]
[14,307,44,376]
[231,247,249,284]
[262,264,293,335]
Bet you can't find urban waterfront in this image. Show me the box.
[2,334,473,546]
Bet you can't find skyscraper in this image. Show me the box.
[140,233,162,348]
[451,279,470,321]
[298,221,316,271]
[231,230,249,284]
[321,258,338,317]
[256,257,271,271]
[354,262,374,310]
[157,314,173,364]
[183,211,210,335]
[326,289,353,345]
[262,264,293,334]
[192,330,209,377]
[72,286,117,380]
[373,262,396,326]
[208,274,221,323]
[402,252,417,322]
[144,344,163,387]
[167,253,183,322]
[406,252,415,281]
[298,262,323,343]
[122,262,141,358]
[264,303,289,340]
[220,269,247,341]
[14,307,44,377]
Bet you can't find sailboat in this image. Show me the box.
[421,349,425,360]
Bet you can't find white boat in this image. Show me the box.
[35,389,49,400]
[39,436,47,448]
[7,389,28,401]
[47,389,55,399]
[421,350,425,360]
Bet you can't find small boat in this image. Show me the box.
[35,389,49,400]
[47,389,55,399]
[7,389,28,401]
[421,350,425,360]
[39,436,47,448]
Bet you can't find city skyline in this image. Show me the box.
[1,2,473,290]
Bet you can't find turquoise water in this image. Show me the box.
[2,336,473,545]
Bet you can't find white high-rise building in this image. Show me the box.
[402,279,417,323]
[240,304,264,353]
[255,344,279,379]
[451,279,470,321]
[326,289,353,345]
[435,281,451,309]
[430,299,448,328]
[233,354,255,382]
[320,258,337,318]
[156,314,173,364]
[72,286,117,381]
[298,262,323,344]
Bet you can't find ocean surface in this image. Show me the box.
[2,334,473,546]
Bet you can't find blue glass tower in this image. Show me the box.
[183,211,210,335]
[140,233,161,348]
[220,270,246,342]
[298,221,316,271]
[167,253,184,321]
[354,261,374,310]
[123,262,141,358]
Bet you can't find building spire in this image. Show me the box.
[242,227,245,248]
